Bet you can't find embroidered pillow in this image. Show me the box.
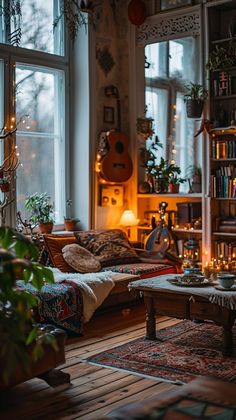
[62,244,101,273]
[74,229,140,267]
[43,234,77,272]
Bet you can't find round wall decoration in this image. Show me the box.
[128,0,146,26]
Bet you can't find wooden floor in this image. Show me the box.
[0,304,182,420]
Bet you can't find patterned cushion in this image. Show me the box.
[102,262,177,277]
[62,243,101,273]
[43,234,77,272]
[74,229,140,267]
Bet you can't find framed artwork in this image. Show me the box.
[160,0,192,11]
[100,184,124,207]
[104,106,115,124]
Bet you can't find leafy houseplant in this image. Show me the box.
[139,136,185,193]
[206,44,235,72]
[25,192,54,234]
[184,82,208,118]
[0,226,55,386]
[168,171,186,193]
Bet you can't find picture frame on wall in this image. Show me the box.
[99,184,124,207]
[103,106,115,124]
[160,0,192,11]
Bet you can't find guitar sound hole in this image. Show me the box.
[115,141,124,154]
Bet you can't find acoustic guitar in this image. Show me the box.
[100,131,133,182]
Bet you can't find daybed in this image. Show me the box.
[16,229,181,335]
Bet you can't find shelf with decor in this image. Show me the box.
[205,0,236,268]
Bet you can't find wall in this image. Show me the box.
[93,0,132,230]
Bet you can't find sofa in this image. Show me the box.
[16,229,181,335]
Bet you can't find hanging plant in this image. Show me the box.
[54,0,94,43]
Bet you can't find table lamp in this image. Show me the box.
[119,209,138,238]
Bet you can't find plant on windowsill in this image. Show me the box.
[168,171,186,194]
[185,165,202,193]
[0,226,55,387]
[64,199,80,231]
[24,192,55,234]
[139,135,185,194]
[184,82,208,118]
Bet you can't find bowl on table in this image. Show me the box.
[217,273,235,289]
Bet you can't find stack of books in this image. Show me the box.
[218,218,236,232]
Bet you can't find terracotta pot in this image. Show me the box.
[169,183,180,194]
[64,220,78,231]
[128,0,146,26]
[38,223,53,234]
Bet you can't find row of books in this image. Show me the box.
[216,218,236,233]
[214,241,236,259]
[211,138,236,159]
[210,175,236,198]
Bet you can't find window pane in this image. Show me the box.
[16,64,65,224]
[145,42,167,78]
[145,36,201,190]
[0,0,63,55]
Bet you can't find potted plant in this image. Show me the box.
[184,82,208,118]
[64,199,80,231]
[168,170,186,194]
[186,165,202,193]
[0,226,55,387]
[24,192,54,234]
[0,176,10,193]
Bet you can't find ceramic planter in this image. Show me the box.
[186,99,204,118]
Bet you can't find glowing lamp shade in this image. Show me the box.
[119,210,137,238]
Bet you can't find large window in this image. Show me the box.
[16,65,65,223]
[145,36,200,191]
[0,0,66,225]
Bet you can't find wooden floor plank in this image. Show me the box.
[0,304,182,420]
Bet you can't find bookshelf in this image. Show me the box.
[206,0,236,267]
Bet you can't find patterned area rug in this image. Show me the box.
[87,321,236,384]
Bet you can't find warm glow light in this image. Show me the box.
[119,210,137,227]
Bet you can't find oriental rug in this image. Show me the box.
[87,320,236,384]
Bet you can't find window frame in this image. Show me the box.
[0,6,69,228]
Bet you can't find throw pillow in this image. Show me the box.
[74,229,140,267]
[43,234,77,272]
[62,244,101,273]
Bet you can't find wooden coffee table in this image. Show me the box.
[129,275,236,356]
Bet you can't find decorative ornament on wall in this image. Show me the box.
[128,0,146,26]
[96,45,115,76]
